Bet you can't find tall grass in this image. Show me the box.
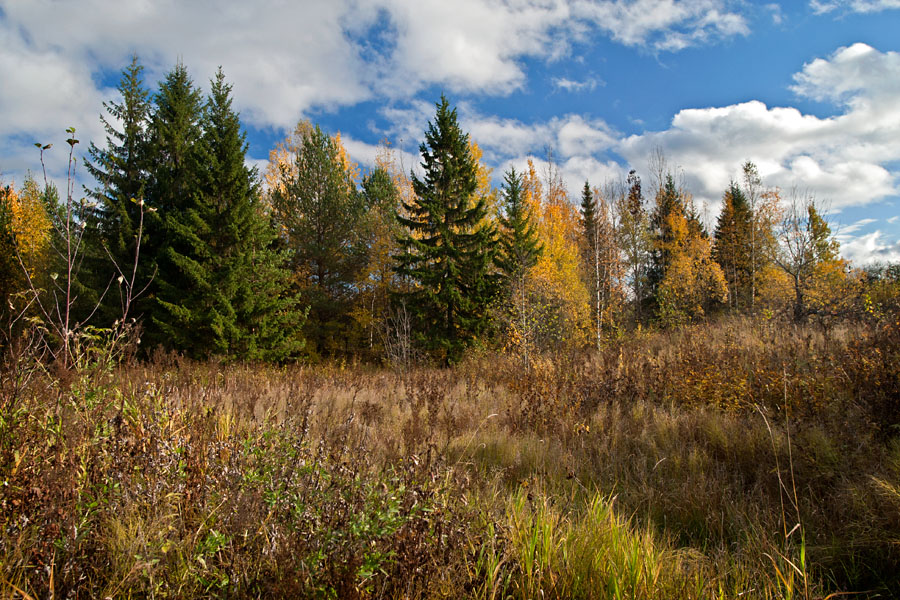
[1,316,898,598]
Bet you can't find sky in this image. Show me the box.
[2,0,899,265]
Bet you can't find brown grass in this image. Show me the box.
[1,316,898,598]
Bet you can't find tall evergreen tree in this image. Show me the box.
[142,62,205,348]
[82,55,152,325]
[580,181,597,259]
[497,167,542,281]
[154,69,303,359]
[270,124,365,358]
[713,181,753,310]
[497,166,542,365]
[393,96,498,364]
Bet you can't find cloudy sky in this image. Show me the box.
[2,0,899,264]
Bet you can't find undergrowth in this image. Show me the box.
[1,317,898,598]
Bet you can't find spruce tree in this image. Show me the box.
[713,181,752,310]
[82,55,152,325]
[143,62,205,349]
[580,181,597,260]
[154,69,303,359]
[497,166,541,282]
[497,166,542,365]
[393,96,498,364]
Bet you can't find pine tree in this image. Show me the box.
[393,96,498,364]
[270,124,366,358]
[82,55,152,326]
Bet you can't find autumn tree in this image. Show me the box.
[522,157,591,350]
[270,123,366,358]
[592,181,627,342]
[616,169,651,322]
[774,191,846,321]
[393,96,498,364]
[655,191,728,325]
[0,180,51,328]
[354,164,401,357]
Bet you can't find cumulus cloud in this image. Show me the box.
[617,44,900,218]
[460,111,618,166]
[838,230,900,265]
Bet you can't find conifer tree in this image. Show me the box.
[498,167,542,282]
[497,166,542,364]
[270,124,365,358]
[142,62,205,349]
[713,181,752,310]
[154,69,302,359]
[580,181,597,259]
[393,95,498,364]
[82,56,153,321]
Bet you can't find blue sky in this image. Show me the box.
[2,0,899,264]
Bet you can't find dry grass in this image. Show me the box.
[1,316,898,598]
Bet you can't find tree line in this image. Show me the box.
[1,57,896,366]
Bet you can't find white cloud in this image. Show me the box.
[810,0,900,14]
[572,0,749,52]
[838,217,877,236]
[553,76,604,92]
[617,44,900,220]
[838,230,900,265]
[766,3,784,25]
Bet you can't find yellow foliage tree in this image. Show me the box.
[10,176,52,282]
[656,195,727,326]
[519,159,591,350]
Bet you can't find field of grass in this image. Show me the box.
[1,316,898,598]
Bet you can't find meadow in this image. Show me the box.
[1,316,898,598]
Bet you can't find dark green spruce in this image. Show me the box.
[82,55,152,325]
[497,166,541,283]
[393,95,498,364]
[153,69,303,360]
